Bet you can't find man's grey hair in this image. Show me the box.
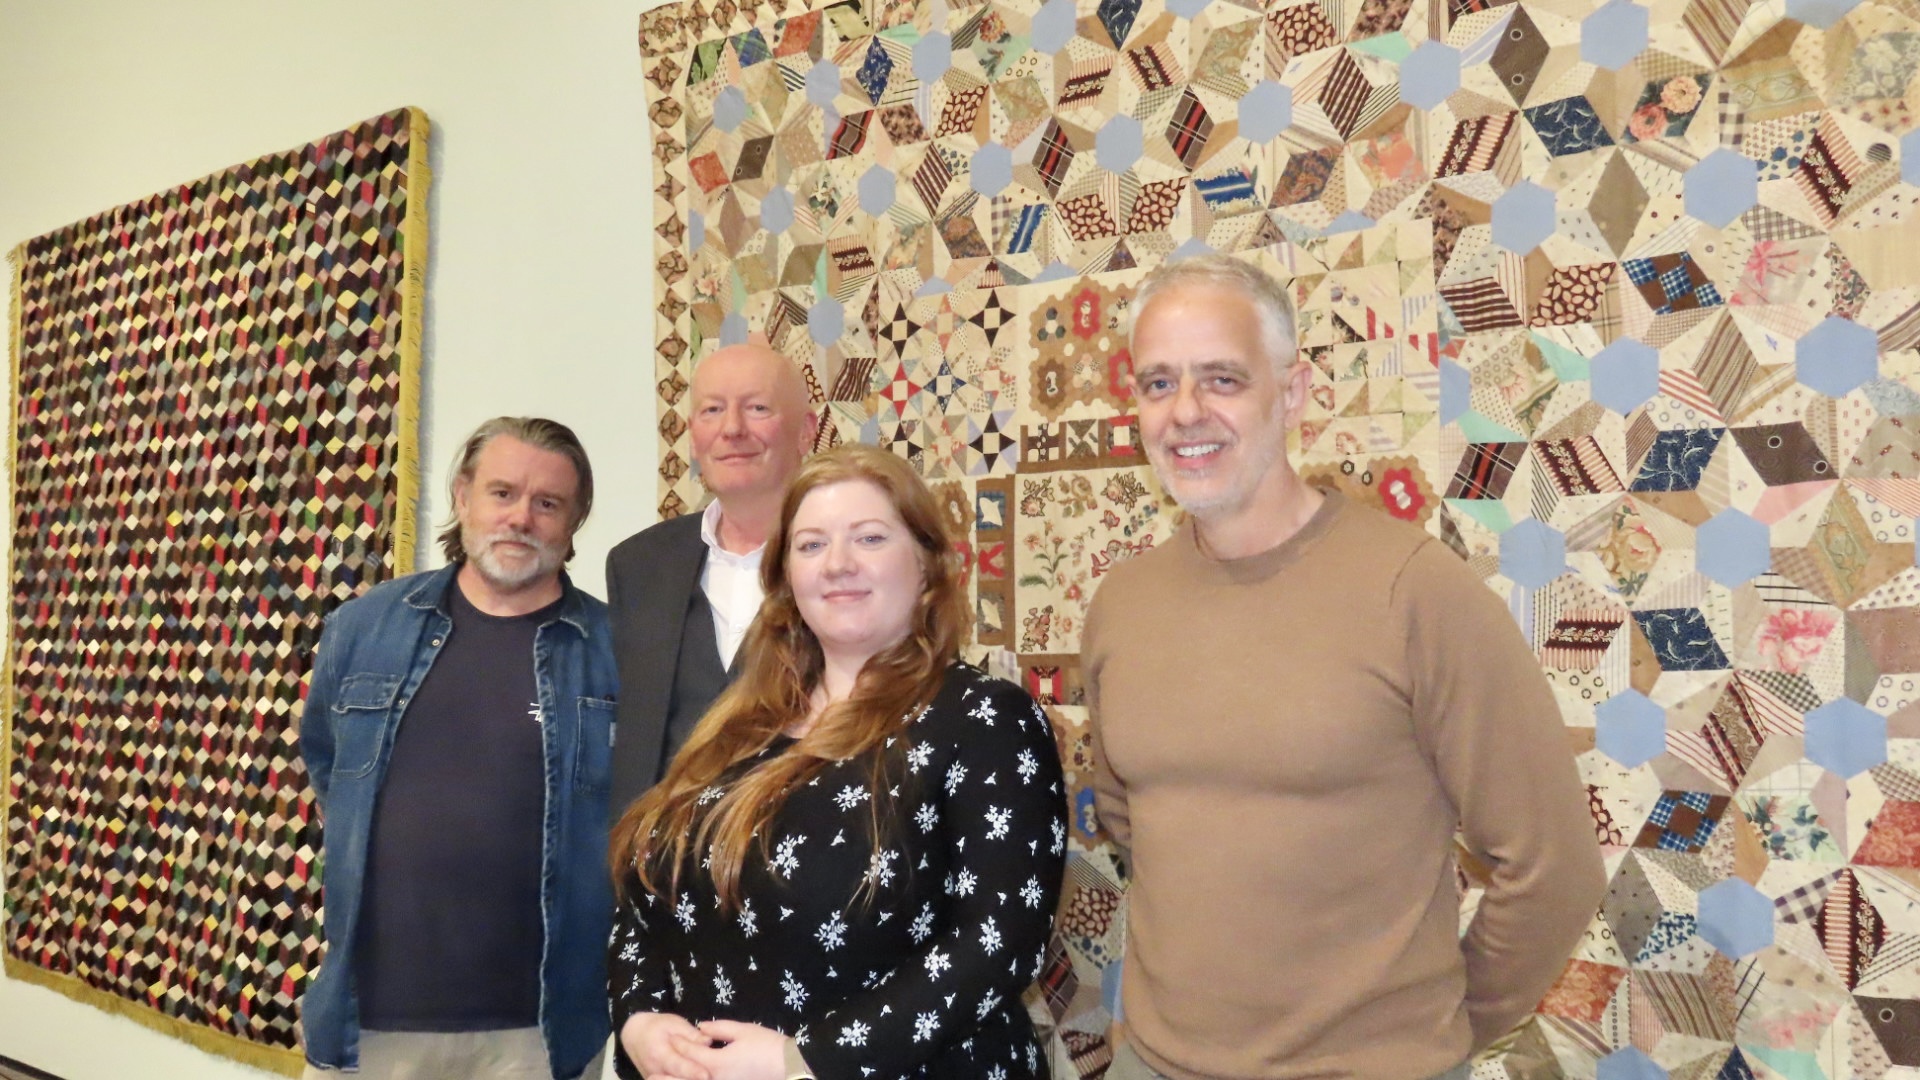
[437,416,594,564]
[1130,254,1300,372]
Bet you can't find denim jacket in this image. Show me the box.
[298,564,617,1079]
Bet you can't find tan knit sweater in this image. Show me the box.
[1083,491,1604,1080]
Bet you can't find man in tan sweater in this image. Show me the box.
[1083,255,1606,1080]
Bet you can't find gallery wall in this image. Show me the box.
[0,1,667,1075]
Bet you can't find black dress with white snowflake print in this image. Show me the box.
[609,663,1067,1080]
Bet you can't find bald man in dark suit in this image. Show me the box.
[605,344,817,814]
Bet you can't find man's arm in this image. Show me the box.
[1400,540,1607,1048]
[1083,587,1133,860]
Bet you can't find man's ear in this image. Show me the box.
[801,406,822,450]
[1282,357,1313,426]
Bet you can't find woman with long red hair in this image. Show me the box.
[609,444,1067,1080]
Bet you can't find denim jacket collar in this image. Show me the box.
[401,563,596,639]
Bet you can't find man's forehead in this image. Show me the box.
[471,438,579,490]
[692,346,797,394]
[1134,355,1253,371]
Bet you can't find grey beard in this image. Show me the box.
[466,528,563,590]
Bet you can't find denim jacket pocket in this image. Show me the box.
[329,672,402,779]
[574,696,617,793]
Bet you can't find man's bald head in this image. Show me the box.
[693,343,810,413]
[689,343,819,509]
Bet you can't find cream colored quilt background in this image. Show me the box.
[640,0,1920,1074]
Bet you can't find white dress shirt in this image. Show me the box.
[699,500,766,670]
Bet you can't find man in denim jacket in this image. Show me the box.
[300,417,618,1080]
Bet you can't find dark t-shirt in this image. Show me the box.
[356,578,557,1031]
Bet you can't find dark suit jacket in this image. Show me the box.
[604,512,710,816]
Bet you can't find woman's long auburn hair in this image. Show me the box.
[611,444,968,908]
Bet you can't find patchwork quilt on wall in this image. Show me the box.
[3,107,428,1073]
[640,0,1920,1074]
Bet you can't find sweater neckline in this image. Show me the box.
[1174,487,1345,582]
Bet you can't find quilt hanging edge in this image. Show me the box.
[1,958,305,1075]
[2,243,19,877]
[393,106,431,576]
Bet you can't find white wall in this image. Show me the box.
[0,1,668,1074]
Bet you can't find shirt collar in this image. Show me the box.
[700,499,767,565]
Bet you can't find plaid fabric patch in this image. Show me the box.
[1446,441,1527,499]
[1777,872,1843,925]
[1623,253,1725,315]
[1165,89,1213,169]
[1034,119,1076,195]
[828,109,872,158]
[1633,792,1730,852]
[1741,670,1824,713]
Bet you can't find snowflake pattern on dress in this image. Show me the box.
[607,664,1066,1080]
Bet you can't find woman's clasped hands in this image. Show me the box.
[621,1012,791,1080]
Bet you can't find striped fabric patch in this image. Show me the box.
[1535,437,1624,496]
[1795,121,1863,225]
[1684,0,1746,62]
[1059,59,1112,106]
[1635,970,1734,1041]
[1673,679,1766,787]
[1320,51,1371,138]
[913,147,954,211]
[1127,42,1178,92]
[829,355,877,401]
[765,293,809,346]
[1543,611,1623,671]
[1658,369,1725,423]
[1193,168,1257,210]
[1691,314,1757,417]
[1006,203,1048,254]
[1815,870,1886,989]
[1439,278,1524,333]
[1624,412,1659,475]
[1878,297,1920,352]
[830,240,875,277]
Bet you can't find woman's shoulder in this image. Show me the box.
[913,662,1049,739]
[934,659,1034,704]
